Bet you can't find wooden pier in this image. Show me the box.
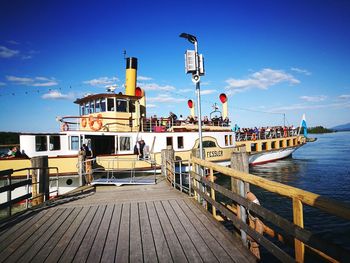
[0,177,256,263]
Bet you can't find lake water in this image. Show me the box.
[219,131,350,261]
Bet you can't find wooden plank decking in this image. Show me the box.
[0,178,256,263]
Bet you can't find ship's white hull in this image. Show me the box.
[0,176,80,204]
[249,146,299,165]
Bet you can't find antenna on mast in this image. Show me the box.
[123,49,127,60]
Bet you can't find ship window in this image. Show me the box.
[129,100,135,113]
[80,105,85,115]
[202,141,216,148]
[279,140,283,148]
[49,136,61,151]
[101,99,106,112]
[35,136,47,152]
[90,101,95,113]
[229,135,233,145]
[166,137,173,147]
[85,103,89,115]
[107,98,115,111]
[251,143,257,152]
[117,99,127,112]
[224,135,229,146]
[70,136,79,150]
[262,142,267,151]
[95,100,101,113]
[119,136,131,151]
[271,141,276,149]
[177,136,184,149]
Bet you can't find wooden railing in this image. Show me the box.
[0,167,59,218]
[190,156,350,262]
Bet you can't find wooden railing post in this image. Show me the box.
[293,197,305,262]
[231,146,249,246]
[209,168,217,218]
[161,146,174,184]
[31,156,49,205]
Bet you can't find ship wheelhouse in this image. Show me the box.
[75,93,144,133]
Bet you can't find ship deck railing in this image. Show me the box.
[58,115,232,133]
[235,129,299,141]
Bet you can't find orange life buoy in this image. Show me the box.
[89,114,103,131]
[61,123,69,131]
[252,133,257,141]
[81,117,87,128]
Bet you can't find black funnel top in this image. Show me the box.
[126,57,138,69]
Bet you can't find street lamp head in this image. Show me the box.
[179,33,197,44]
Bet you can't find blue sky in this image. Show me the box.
[0,0,349,132]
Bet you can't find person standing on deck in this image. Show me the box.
[83,144,93,184]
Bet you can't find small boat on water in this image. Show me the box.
[0,56,307,199]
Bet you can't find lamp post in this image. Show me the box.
[179,33,204,161]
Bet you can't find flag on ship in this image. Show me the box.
[301,113,308,137]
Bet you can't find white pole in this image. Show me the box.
[194,41,204,161]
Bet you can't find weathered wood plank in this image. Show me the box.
[0,208,62,263]
[73,205,106,263]
[87,204,114,263]
[153,200,188,262]
[184,198,256,263]
[115,203,130,262]
[29,207,83,262]
[42,206,90,263]
[100,204,122,263]
[168,199,219,263]
[16,208,76,262]
[57,206,98,263]
[147,201,173,263]
[177,199,239,263]
[0,209,51,247]
[161,200,203,263]
[130,202,143,263]
[138,202,158,263]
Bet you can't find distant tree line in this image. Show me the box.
[0,132,20,145]
[306,126,334,134]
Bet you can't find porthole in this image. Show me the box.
[66,179,73,185]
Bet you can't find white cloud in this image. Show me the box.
[201,81,211,86]
[338,94,350,100]
[0,45,19,58]
[225,68,300,94]
[148,94,186,103]
[6,75,58,86]
[139,82,176,91]
[0,82,6,86]
[178,88,193,93]
[300,95,327,102]
[84,76,119,86]
[201,89,216,95]
[138,76,152,81]
[146,104,157,108]
[291,67,312,76]
[42,90,75,100]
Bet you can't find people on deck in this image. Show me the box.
[169,112,177,123]
[7,146,21,158]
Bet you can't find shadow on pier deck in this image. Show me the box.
[0,177,256,263]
